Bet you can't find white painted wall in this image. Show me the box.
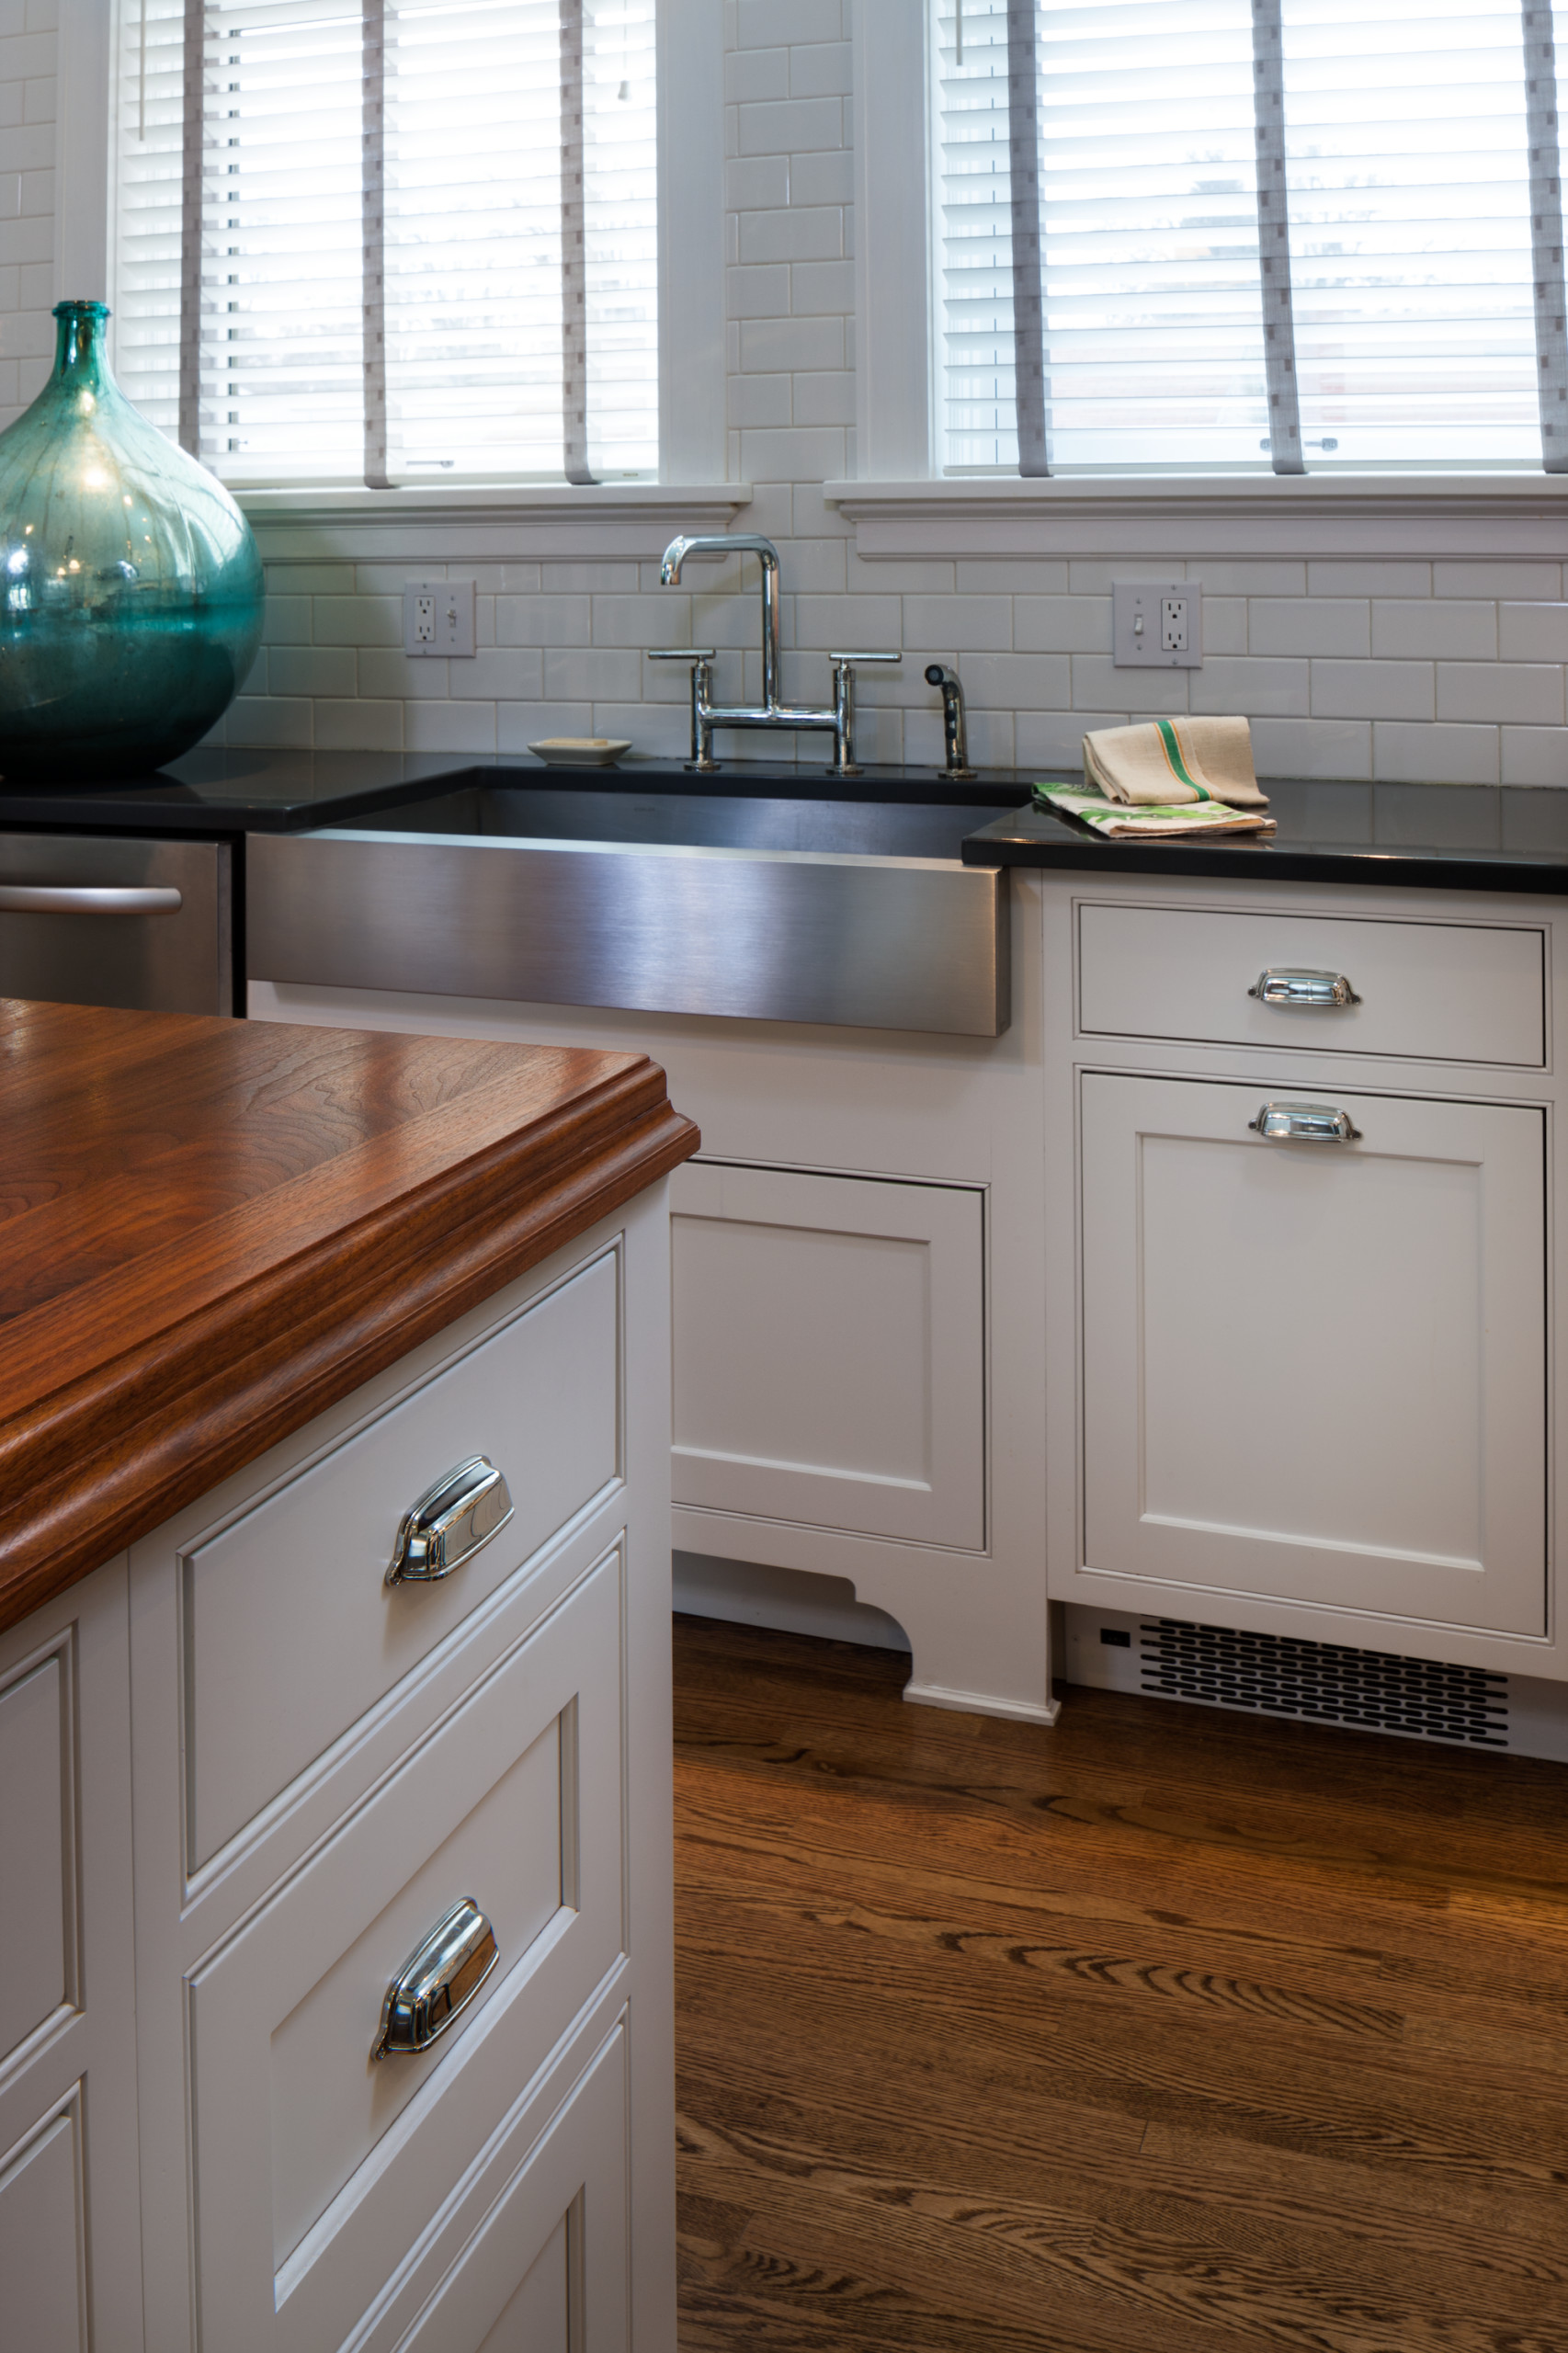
[6,0,1568,789]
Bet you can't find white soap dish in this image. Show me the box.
[527,736,631,767]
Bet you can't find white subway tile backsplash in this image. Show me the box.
[1014,596,1109,653]
[1312,660,1435,722]
[952,651,1070,708]
[956,560,1071,594]
[740,313,844,373]
[1371,600,1496,660]
[1502,726,1568,785]
[1249,598,1368,658]
[495,594,591,647]
[795,592,902,646]
[1190,655,1309,715]
[738,204,842,265]
[1433,562,1562,599]
[1306,562,1432,599]
[496,702,593,752]
[404,699,496,753]
[903,594,1012,651]
[311,594,402,647]
[724,46,787,103]
[1071,654,1188,713]
[357,648,451,699]
[1436,662,1564,726]
[314,699,403,752]
[543,646,643,701]
[1498,602,1568,663]
[1185,561,1306,597]
[1374,721,1500,783]
[790,40,851,97]
[449,648,545,700]
[267,646,356,699]
[1016,709,1117,769]
[792,369,855,426]
[1249,717,1371,779]
[737,97,843,154]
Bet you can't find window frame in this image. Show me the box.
[839,0,1568,561]
[58,0,741,558]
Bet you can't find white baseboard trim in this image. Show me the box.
[903,1680,1062,1727]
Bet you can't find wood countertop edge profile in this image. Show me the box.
[0,1065,699,1636]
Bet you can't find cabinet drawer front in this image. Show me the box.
[1078,902,1546,1066]
[184,1248,619,1870]
[0,2096,86,2353]
[1080,1074,1547,1632]
[187,1549,625,2353]
[396,2024,629,2353]
[671,1162,985,1549]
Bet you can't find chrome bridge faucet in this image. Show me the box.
[648,531,899,775]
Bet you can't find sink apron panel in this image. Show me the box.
[246,829,1012,1036]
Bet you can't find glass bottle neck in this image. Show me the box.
[52,303,111,392]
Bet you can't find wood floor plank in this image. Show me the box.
[675,1616,1568,2350]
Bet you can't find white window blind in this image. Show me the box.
[111,0,658,486]
[930,0,1563,474]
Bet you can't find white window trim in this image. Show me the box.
[55,0,744,561]
[846,0,1568,562]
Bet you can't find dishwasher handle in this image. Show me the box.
[0,883,184,916]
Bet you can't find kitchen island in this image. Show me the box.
[0,998,696,2351]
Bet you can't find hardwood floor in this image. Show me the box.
[673,1614,1568,2352]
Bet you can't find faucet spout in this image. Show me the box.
[659,531,782,710]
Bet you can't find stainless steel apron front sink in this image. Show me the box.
[246,784,1016,1036]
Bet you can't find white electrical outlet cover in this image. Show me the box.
[1112,579,1202,670]
[403,578,476,657]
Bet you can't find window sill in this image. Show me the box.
[237,482,750,564]
[823,474,1568,563]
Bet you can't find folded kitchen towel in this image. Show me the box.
[1032,780,1278,839]
[1082,715,1268,810]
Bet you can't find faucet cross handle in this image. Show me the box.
[824,651,902,779]
[647,648,721,772]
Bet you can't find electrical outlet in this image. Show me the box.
[1112,579,1202,669]
[403,578,475,657]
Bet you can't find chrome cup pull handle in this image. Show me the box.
[372,1897,498,2060]
[1249,1100,1362,1144]
[1248,966,1360,1008]
[386,1456,513,1586]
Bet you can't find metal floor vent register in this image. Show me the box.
[1137,1619,1509,1747]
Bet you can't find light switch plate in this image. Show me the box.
[1112,579,1202,669]
[403,578,475,657]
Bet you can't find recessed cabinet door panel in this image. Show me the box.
[0,1655,68,2070]
[186,1551,625,2353]
[671,1163,985,1548]
[0,2100,85,2353]
[1081,1074,1547,1631]
[400,2025,629,2353]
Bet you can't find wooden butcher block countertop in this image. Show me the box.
[0,999,699,1633]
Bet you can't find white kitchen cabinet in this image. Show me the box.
[247,875,1054,1728]
[1045,871,1568,1682]
[670,1161,984,1549]
[118,1196,675,2353]
[0,1191,676,2353]
[0,1563,143,2353]
[1080,1072,1547,1631]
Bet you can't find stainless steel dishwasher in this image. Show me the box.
[0,832,233,1014]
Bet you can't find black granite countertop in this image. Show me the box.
[962,778,1568,896]
[0,747,1028,835]
[6,750,1568,896]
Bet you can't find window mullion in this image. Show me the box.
[178,0,206,458]
[1006,0,1049,477]
[362,0,389,490]
[1251,0,1303,475]
[1523,3,1568,471]
[560,0,596,486]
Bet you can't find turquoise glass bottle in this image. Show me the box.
[0,301,265,780]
